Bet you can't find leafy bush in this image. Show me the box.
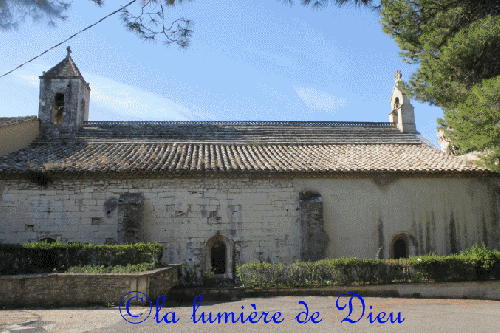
[236,258,407,288]
[65,262,160,273]
[408,243,500,282]
[0,242,163,275]
[237,244,500,288]
[180,260,216,287]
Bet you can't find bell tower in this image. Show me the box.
[389,70,416,133]
[38,46,90,137]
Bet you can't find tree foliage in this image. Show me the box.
[280,0,379,10]
[0,0,193,49]
[379,0,500,171]
[439,77,500,172]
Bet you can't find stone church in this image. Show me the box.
[1,48,500,278]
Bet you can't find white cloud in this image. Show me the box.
[1,64,193,121]
[293,86,347,114]
[82,73,193,121]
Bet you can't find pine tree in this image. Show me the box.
[379,0,500,171]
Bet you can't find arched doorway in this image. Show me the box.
[393,238,407,259]
[390,233,417,259]
[211,241,226,274]
[204,234,234,279]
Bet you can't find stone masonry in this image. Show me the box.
[0,177,306,276]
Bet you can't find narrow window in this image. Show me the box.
[80,98,86,122]
[299,190,326,261]
[211,241,226,274]
[392,97,399,123]
[53,93,64,124]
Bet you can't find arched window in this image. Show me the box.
[53,93,64,124]
[392,97,399,123]
[211,241,226,274]
[394,97,400,107]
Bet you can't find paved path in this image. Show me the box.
[1,296,499,332]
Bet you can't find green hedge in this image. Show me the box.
[0,242,163,275]
[236,243,500,287]
[236,259,409,288]
[65,262,161,274]
[407,243,500,282]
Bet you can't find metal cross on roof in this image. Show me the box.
[67,46,72,57]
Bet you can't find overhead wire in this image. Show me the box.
[0,0,138,79]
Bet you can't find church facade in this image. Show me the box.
[1,49,500,278]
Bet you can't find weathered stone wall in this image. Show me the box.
[38,76,89,139]
[1,176,499,270]
[0,178,301,272]
[293,177,500,259]
[0,265,180,307]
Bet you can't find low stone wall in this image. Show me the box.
[0,264,181,307]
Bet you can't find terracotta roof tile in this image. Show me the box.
[0,121,496,176]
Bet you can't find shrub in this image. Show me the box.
[236,258,406,288]
[0,242,163,275]
[65,262,160,273]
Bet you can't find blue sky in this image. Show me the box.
[0,0,443,148]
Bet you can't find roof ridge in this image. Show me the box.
[83,120,397,127]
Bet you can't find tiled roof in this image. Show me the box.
[0,121,494,176]
[75,121,423,145]
[0,116,37,129]
[42,53,82,77]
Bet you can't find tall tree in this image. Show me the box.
[379,0,500,172]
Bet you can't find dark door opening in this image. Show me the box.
[394,239,407,259]
[211,241,226,274]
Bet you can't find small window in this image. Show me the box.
[53,93,64,124]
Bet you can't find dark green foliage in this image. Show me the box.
[0,241,163,275]
[379,0,500,171]
[236,243,500,287]
[441,77,500,172]
[401,243,500,283]
[236,258,408,288]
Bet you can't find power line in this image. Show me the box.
[0,0,138,79]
